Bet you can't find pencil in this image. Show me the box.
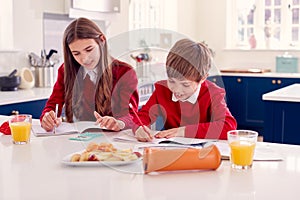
[54,104,58,134]
[129,103,152,138]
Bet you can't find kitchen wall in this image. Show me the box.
[0,0,130,74]
[0,0,65,74]
[0,0,13,49]
[1,0,300,75]
[196,0,300,72]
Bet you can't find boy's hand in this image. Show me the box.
[155,127,185,139]
[135,126,155,142]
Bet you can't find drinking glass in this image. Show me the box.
[9,114,32,144]
[227,130,258,170]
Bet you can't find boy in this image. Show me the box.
[133,38,237,142]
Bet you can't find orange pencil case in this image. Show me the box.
[143,144,222,174]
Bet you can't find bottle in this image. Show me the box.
[249,34,257,49]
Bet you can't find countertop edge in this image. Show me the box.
[0,87,52,106]
[219,72,300,78]
[262,84,300,102]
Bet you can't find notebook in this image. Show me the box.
[32,121,107,137]
[214,142,284,161]
[114,132,283,161]
[113,130,216,148]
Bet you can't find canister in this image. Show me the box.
[43,66,54,87]
[34,66,54,87]
[276,52,298,73]
[34,66,44,87]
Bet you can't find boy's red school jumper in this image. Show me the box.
[134,80,237,139]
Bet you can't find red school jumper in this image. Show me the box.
[40,59,139,129]
[134,80,237,139]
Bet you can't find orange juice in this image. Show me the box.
[10,121,32,144]
[229,141,256,166]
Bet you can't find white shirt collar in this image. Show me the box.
[171,83,201,104]
[83,67,98,84]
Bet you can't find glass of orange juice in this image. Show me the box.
[227,130,258,170]
[9,114,32,144]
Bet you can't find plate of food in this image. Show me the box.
[61,142,142,167]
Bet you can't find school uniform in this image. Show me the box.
[134,80,237,139]
[40,59,139,129]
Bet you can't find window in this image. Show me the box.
[229,0,300,50]
[129,0,164,30]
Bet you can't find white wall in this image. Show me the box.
[0,0,65,74]
[0,0,130,74]
[195,0,300,72]
[1,0,300,75]
[4,0,194,49]
[68,0,129,39]
[0,0,13,49]
[177,0,199,40]
[13,0,65,53]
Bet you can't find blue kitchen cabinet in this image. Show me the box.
[242,77,293,130]
[207,75,225,88]
[209,75,247,130]
[221,76,246,125]
[244,77,300,131]
[209,75,246,127]
[213,75,300,139]
[264,101,300,145]
[0,99,47,119]
[141,75,300,138]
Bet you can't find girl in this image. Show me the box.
[41,18,139,132]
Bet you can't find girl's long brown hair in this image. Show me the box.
[63,17,112,122]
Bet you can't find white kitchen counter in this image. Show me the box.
[1,115,300,199]
[262,83,300,102]
[0,87,52,105]
[220,72,300,78]
[1,72,300,106]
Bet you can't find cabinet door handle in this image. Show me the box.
[272,80,276,84]
[277,80,282,84]
[237,78,242,83]
[11,110,19,115]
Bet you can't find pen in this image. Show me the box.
[54,103,58,134]
[129,103,152,138]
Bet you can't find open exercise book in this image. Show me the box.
[114,131,283,161]
[113,130,216,148]
[215,142,284,161]
[32,121,107,137]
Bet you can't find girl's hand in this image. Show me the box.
[135,126,155,142]
[155,127,186,139]
[94,111,124,131]
[41,111,62,131]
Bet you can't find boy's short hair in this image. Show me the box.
[166,38,212,82]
